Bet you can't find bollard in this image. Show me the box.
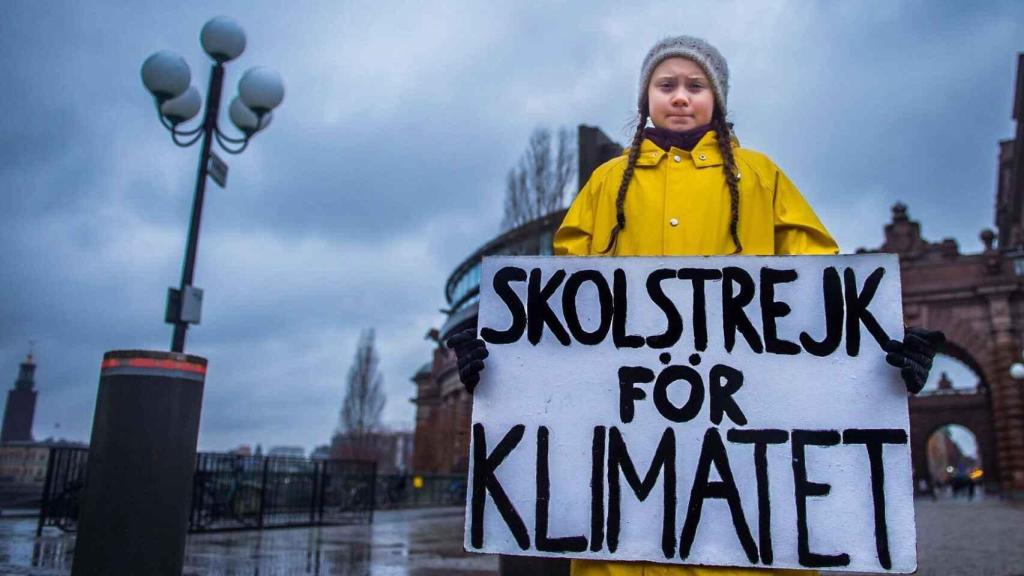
[71,350,207,576]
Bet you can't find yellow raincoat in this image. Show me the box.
[554,132,838,258]
[553,130,837,576]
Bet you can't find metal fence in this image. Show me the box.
[36,448,378,535]
[35,448,471,535]
[189,453,377,532]
[36,447,89,535]
[374,474,467,509]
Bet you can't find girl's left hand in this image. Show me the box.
[882,328,945,395]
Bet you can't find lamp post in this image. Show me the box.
[1010,340,1024,381]
[1011,359,1024,382]
[141,16,284,352]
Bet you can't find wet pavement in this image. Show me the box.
[0,507,496,576]
[889,496,1024,576]
[2,499,1022,575]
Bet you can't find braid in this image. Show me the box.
[600,111,648,254]
[713,112,743,254]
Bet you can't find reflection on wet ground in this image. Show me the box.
[0,513,75,576]
[4,499,1023,576]
[0,507,497,576]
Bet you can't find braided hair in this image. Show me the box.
[600,105,743,255]
[712,110,743,254]
[599,109,648,254]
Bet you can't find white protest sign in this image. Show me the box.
[464,255,915,573]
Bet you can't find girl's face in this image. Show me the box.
[647,57,715,131]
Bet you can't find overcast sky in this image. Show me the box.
[2,1,1022,453]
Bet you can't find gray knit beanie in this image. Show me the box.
[638,35,729,114]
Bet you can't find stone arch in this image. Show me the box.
[936,340,989,392]
[915,309,992,391]
[921,422,983,479]
[907,327,1000,492]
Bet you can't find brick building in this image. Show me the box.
[331,429,413,474]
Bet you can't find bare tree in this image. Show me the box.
[338,329,386,460]
[502,126,577,230]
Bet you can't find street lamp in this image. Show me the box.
[141,16,284,352]
[1010,355,1024,381]
[1008,340,1024,380]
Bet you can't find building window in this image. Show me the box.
[450,262,482,308]
[539,231,553,255]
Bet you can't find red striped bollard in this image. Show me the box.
[71,350,207,576]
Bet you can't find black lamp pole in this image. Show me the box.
[172,64,224,353]
[142,17,282,354]
[72,18,284,575]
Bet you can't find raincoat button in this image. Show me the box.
[698,153,707,161]
[673,155,681,162]
[669,218,679,227]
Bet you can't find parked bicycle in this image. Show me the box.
[191,463,262,530]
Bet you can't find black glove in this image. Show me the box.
[883,328,945,395]
[446,328,488,394]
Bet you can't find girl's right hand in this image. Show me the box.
[446,328,488,393]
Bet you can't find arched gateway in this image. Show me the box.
[862,200,1024,497]
[861,53,1024,497]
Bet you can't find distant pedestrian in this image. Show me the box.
[917,475,937,501]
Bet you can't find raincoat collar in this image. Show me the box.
[632,130,738,168]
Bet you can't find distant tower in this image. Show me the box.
[1,352,38,442]
[995,54,1024,249]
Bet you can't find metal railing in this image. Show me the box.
[36,448,377,534]
[189,453,377,532]
[36,447,89,535]
[374,474,467,509]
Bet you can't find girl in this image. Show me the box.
[553,35,836,261]
[449,35,942,576]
